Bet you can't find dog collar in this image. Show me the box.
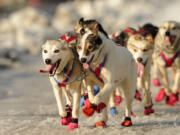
[160,51,180,67]
[53,63,74,87]
[61,34,77,43]
[124,28,149,35]
[89,54,108,83]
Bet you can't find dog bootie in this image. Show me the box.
[144,106,154,115]
[135,90,142,102]
[121,117,132,127]
[61,112,72,125]
[80,96,85,107]
[166,93,178,106]
[152,78,161,87]
[96,102,106,113]
[114,95,123,106]
[131,112,136,117]
[67,118,78,130]
[94,85,100,95]
[109,107,118,115]
[155,89,166,102]
[82,104,97,117]
[94,121,107,128]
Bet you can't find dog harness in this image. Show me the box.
[160,51,180,67]
[124,28,149,35]
[61,34,77,43]
[53,63,74,87]
[89,54,107,83]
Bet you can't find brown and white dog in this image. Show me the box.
[75,18,137,127]
[153,21,180,106]
[127,29,155,115]
[39,32,83,130]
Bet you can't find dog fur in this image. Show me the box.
[153,21,180,105]
[75,18,137,126]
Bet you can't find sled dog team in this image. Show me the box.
[39,18,180,130]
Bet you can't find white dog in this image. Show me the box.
[75,18,137,127]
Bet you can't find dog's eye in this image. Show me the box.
[80,29,85,35]
[172,27,176,30]
[133,48,137,52]
[54,50,60,53]
[77,45,82,50]
[88,45,93,50]
[44,50,48,53]
[143,49,148,52]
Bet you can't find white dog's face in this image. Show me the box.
[41,40,71,75]
[128,34,153,64]
[159,21,180,48]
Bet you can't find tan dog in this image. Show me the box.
[127,32,155,115]
[153,21,180,106]
[75,18,137,127]
[39,33,83,130]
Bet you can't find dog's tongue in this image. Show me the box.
[137,63,144,77]
[83,63,90,69]
[165,36,175,46]
[39,65,53,73]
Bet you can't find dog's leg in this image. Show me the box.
[63,89,72,106]
[158,66,171,95]
[152,60,161,87]
[143,73,154,115]
[53,86,66,117]
[109,90,118,115]
[68,85,81,130]
[94,107,108,128]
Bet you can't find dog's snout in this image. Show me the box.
[137,57,143,63]
[81,58,87,63]
[165,31,170,36]
[45,59,51,65]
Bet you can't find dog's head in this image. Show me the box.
[40,39,73,75]
[127,34,154,77]
[158,21,180,50]
[75,19,106,69]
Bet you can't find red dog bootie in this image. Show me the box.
[166,93,178,106]
[83,104,97,117]
[155,89,166,102]
[152,78,161,87]
[67,118,78,130]
[131,112,136,117]
[144,106,154,115]
[114,95,123,106]
[96,102,106,113]
[135,90,142,102]
[61,112,72,125]
[94,121,107,128]
[121,117,132,127]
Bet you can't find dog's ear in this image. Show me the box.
[145,34,153,43]
[89,22,99,35]
[74,18,84,34]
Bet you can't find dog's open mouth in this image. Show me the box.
[137,60,147,78]
[39,59,61,75]
[82,55,94,70]
[165,35,176,46]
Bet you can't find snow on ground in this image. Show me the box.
[1,0,180,135]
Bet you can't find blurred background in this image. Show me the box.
[0,0,180,70]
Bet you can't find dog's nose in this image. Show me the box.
[81,58,87,63]
[45,59,51,65]
[165,31,170,36]
[137,57,143,63]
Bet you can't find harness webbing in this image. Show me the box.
[53,63,74,87]
[160,51,180,67]
[61,34,77,43]
[89,54,107,83]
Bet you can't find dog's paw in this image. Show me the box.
[152,78,161,87]
[109,107,118,115]
[114,95,123,106]
[121,117,132,127]
[82,104,96,117]
[144,106,154,115]
[135,90,142,102]
[84,99,91,106]
[61,115,72,125]
[67,123,78,130]
[166,93,178,106]
[131,112,136,117]
[94,121,107,128]
[96,102,106,113]
[155,89,166,102]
